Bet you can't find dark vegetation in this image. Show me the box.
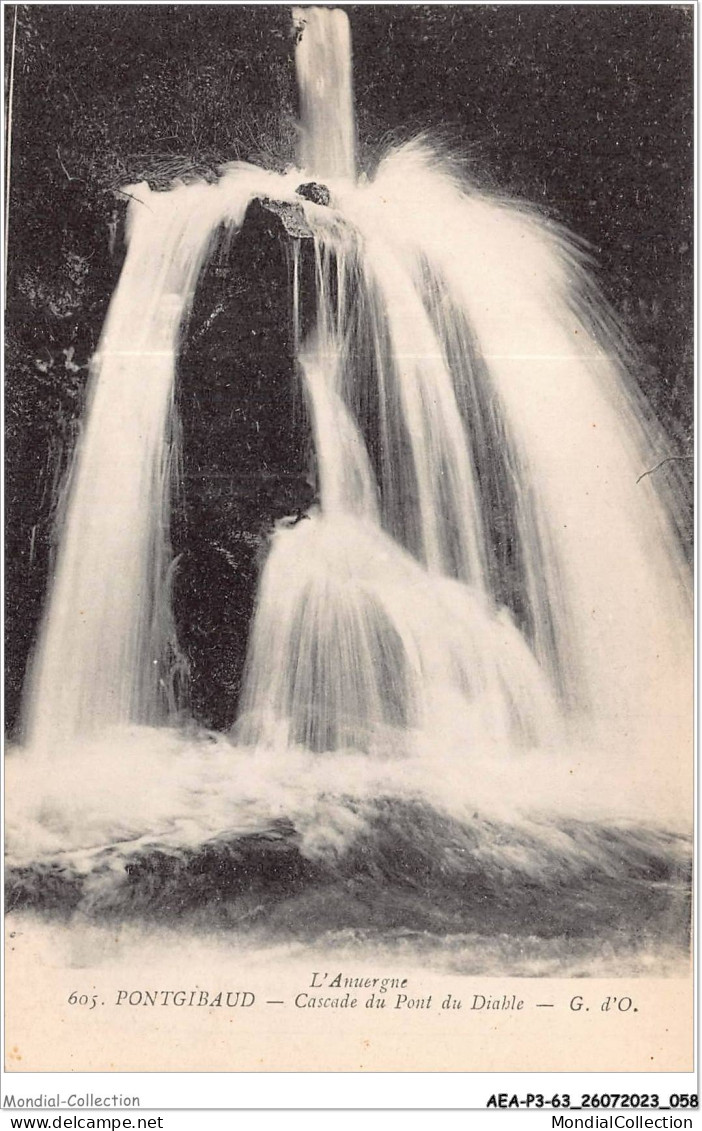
[5,5,693,734]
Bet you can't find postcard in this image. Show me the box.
[4,2,694,1081]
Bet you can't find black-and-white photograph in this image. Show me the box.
[4,2,693,1074]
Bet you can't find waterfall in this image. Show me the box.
[7,9,692,984]
[22,8,690,793]
[293,6,356,181]
[237,226,562,754]
[23,165,293,751]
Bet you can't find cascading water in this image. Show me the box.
[22,165,293,751]
[293,6,356,181]
[9,7,691,971]
[237,226,563,755]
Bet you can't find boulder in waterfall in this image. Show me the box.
[255,196,314,239]
[295,181,331,206]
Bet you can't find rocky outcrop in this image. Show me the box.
[172,195,317,731]
[256,196,313,238]
[296,181,331,206]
